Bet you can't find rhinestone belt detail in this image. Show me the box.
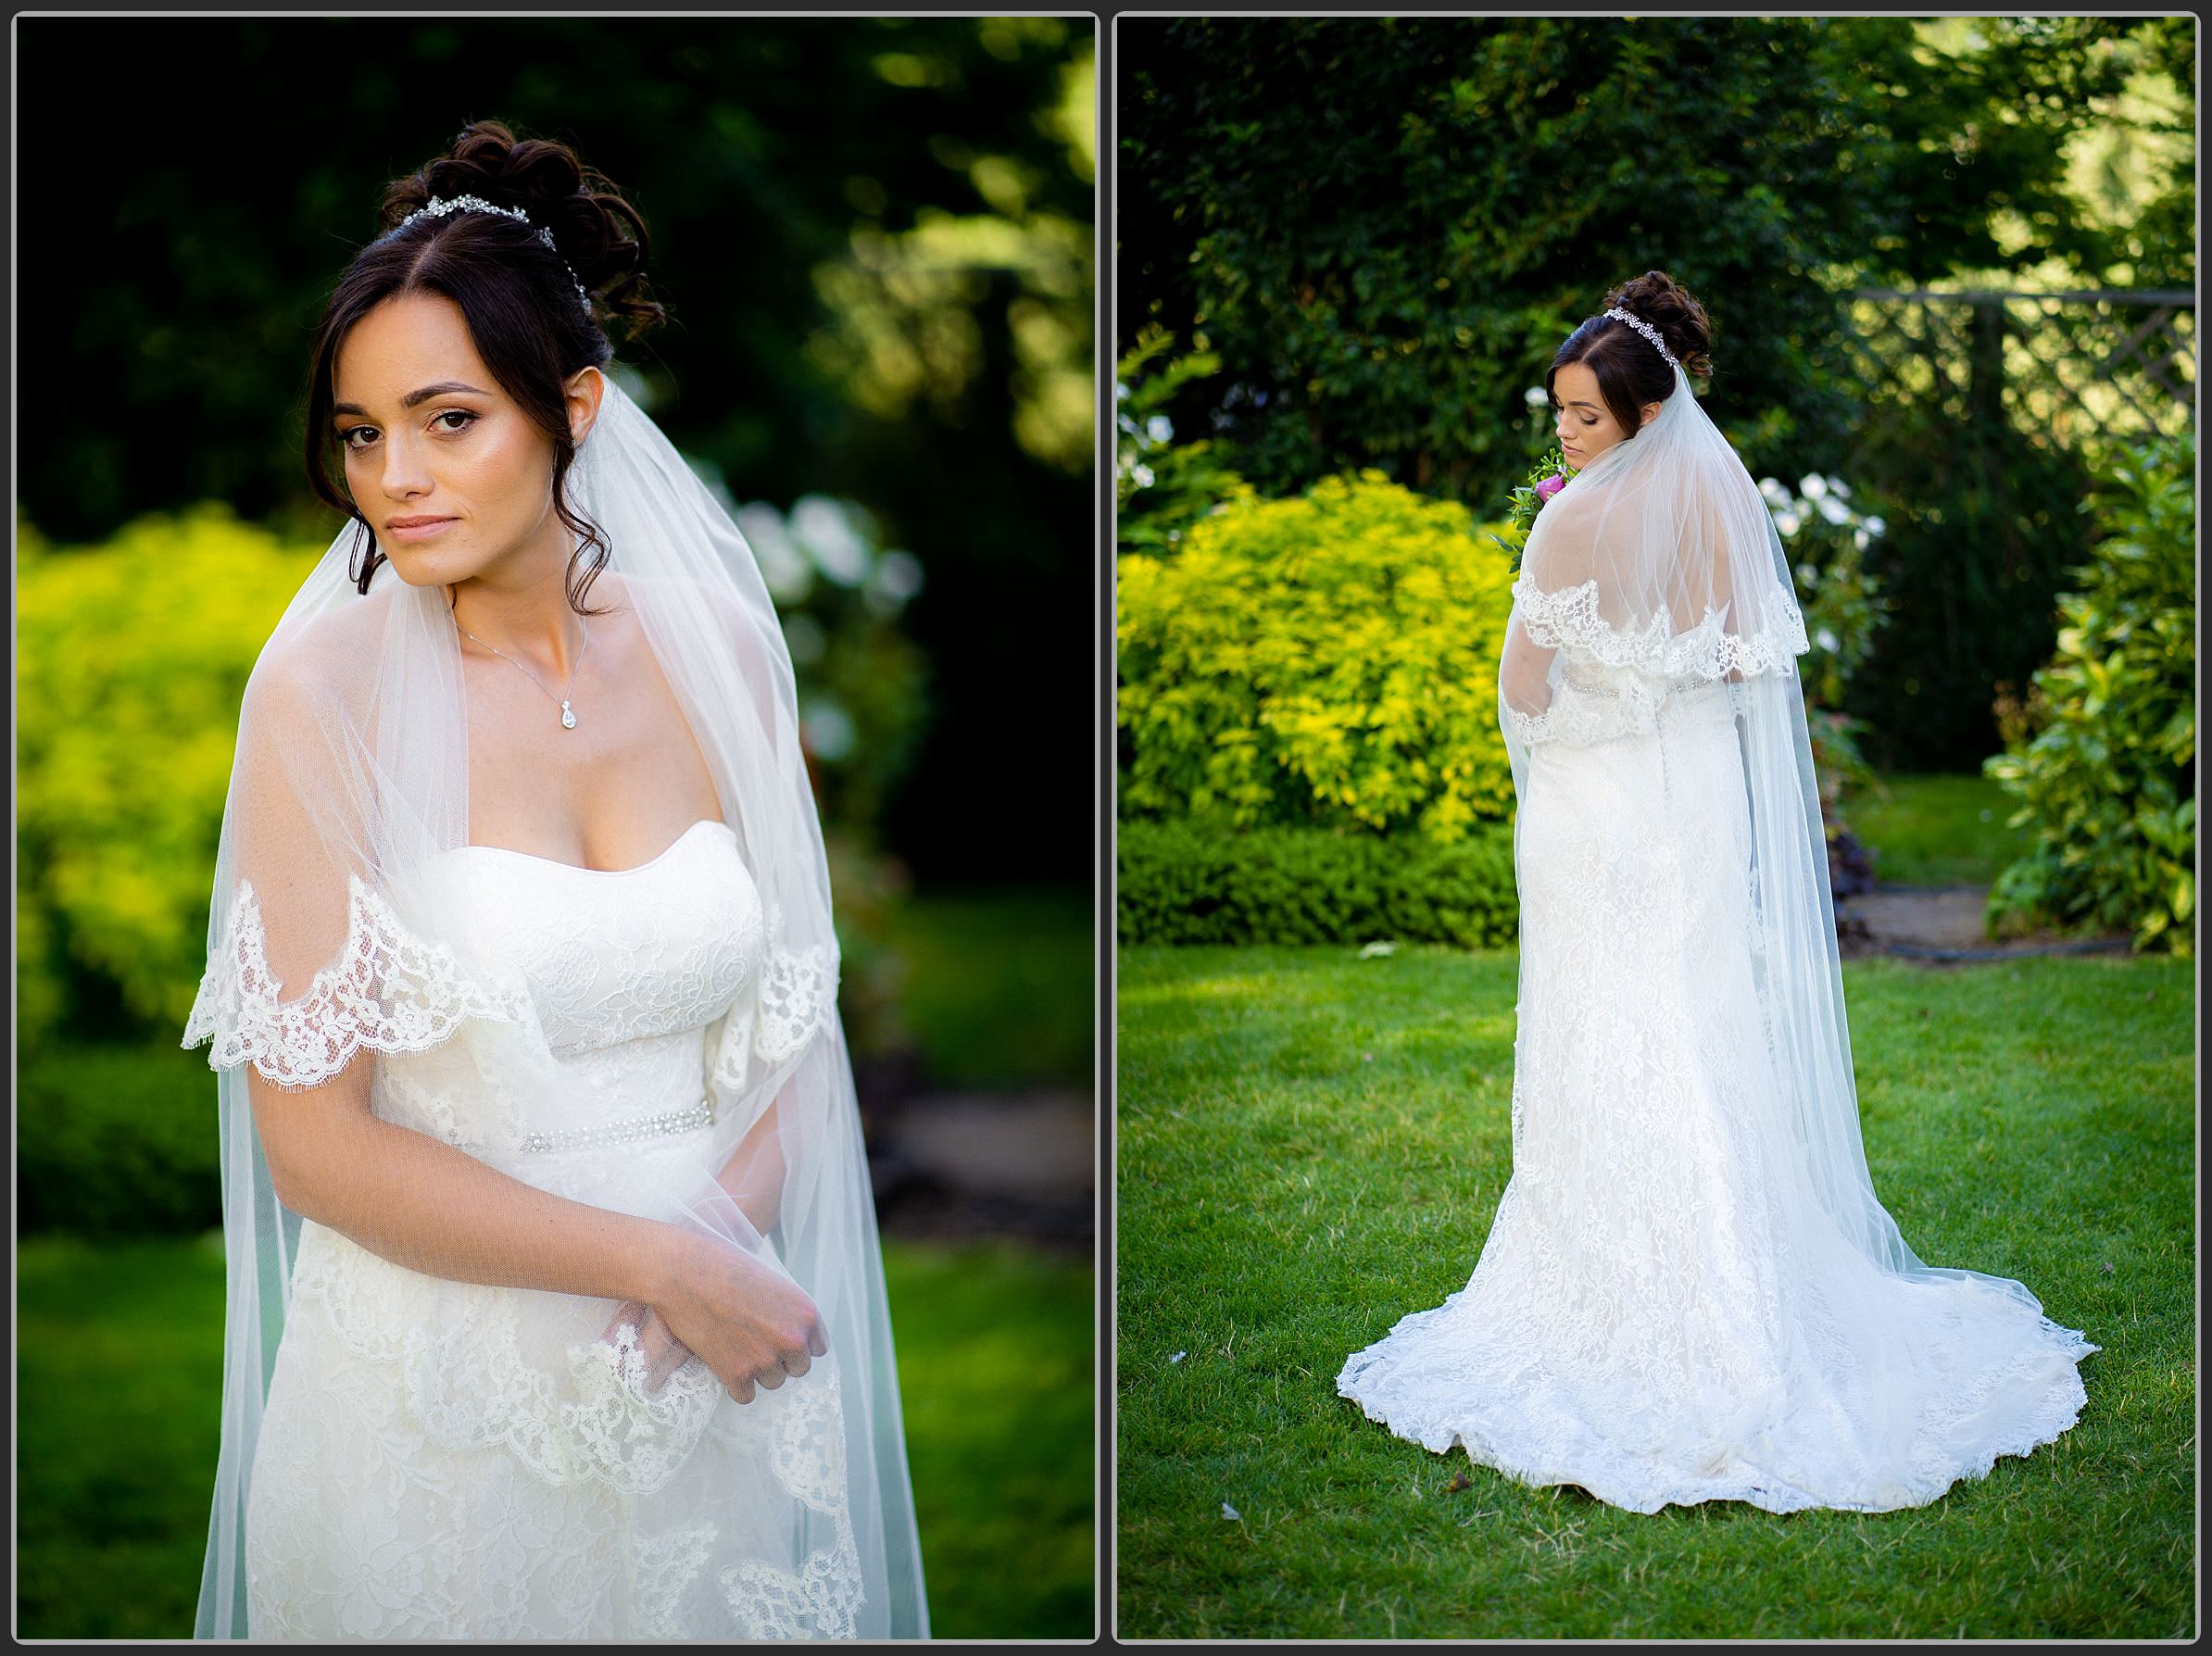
[520,1099,715,1155]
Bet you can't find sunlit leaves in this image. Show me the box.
[1119,471,1518,843]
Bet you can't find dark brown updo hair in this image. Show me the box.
[302,119,666,608]
[1546,270,1713,440]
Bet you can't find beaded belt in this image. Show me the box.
[520,1098,715,1155]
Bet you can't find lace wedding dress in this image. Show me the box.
[242,819,865,1637]
[1336,579,2098,1514]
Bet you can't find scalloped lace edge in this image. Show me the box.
[182,875,532,1089]
[709,926,838,1093]
[1513,572,1810,680]
[1339,1317,2098,1515]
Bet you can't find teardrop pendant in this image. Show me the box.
[560,701,578,730]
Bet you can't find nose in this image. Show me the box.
[377,430,433,500]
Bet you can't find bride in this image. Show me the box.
[1337,271,2097,1514]
[183,121,928,1636]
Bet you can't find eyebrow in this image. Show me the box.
[330,381,491,420]
[1560,398,1600,411]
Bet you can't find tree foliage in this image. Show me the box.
[1119,15,2167,510]
[1984,433,2195,956]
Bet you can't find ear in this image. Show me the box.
[565,366,608,445]
[1638,399,1664,430]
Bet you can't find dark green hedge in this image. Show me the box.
[1117,820,1518,947]
[18,1042,221,1237]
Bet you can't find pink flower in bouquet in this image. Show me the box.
[1534,472,1568,505]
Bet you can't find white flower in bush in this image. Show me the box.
[792,495,870,586]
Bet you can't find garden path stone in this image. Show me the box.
[1835,883,2136,963]
[869,1088,1093,1249]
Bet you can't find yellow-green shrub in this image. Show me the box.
[1117,470,1518,842]
[18,506,320,1046]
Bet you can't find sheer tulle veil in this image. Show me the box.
[1499,353,2045,1308]
[182,373,929,1637]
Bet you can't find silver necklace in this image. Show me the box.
[453,607,590,729]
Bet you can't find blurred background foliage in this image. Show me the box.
[16,15,1094,1642]
[1118,14,2193,953]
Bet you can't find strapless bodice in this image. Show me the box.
[430,818,763,1057]
[365,819,766,1183]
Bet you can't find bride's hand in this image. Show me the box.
[599,1300,695,1395]
[653,1228,827,1404]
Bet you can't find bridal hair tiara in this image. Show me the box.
[1602,306,1680,372]
[393,194,593,317]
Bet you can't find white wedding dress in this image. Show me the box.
[244,819,867,1637]
[1336,610,2098,1513]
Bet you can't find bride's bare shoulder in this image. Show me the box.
[244,579,426,721]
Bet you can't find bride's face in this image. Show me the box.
[1551,360,1653,470]
[330,292,586,590]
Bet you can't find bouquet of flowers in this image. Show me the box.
[1489,445,1574,577]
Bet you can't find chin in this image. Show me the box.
[376,551,446,588]
[378,544,480,589]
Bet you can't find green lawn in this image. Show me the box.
[1848,771,2034,886]
[17,1234,1092,1639]
[887,885,1094,1089]
[1116,943,2194,1639]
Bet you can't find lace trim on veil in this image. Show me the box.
[706,913,838,1093]
[183,876,532,1089]
[1511,571,1810,682]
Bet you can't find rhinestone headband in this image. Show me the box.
[395,194,593,318]
[1602,306,1679,371]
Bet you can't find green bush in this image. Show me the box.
[17,507,320,1048]
[1984,433,2195,956]
[1117,820,1517,948]
[17,1041,221,1237]
[1117,470,1518,843]
[1115,326,1249,559]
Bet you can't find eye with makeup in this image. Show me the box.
[337,408,481,453]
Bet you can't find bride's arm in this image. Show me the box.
[251,1061,823,1399]
[1500,614,1557,716]
[713,1081,791,1236]
[250,1060,692,1304]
